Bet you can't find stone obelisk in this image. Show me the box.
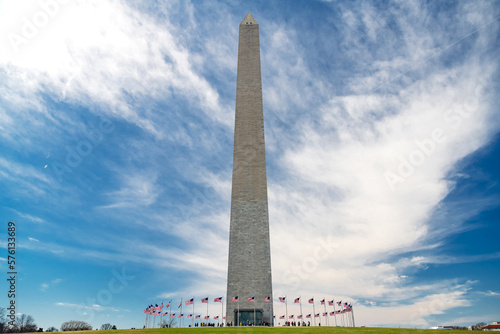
[226,13,273,326]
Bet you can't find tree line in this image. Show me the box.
[1,308,116,332]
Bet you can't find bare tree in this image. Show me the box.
[100,324,112,330]
[60,321,92,331]
[46,327,59,332]
[0,307,6,333]
[161,317,177,328]
[15,314,38,333]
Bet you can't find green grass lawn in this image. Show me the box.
[78,327,469,334]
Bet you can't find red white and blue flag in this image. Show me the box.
[320,299,325,305]
[279,315,285,319]
[306,314,311,318]
[265,296,271,303]
[329,311,335,316]
[204,316,210,320]
[328,300,334,306]
[308,298,314,304]
[170,313,175,318]
[337,301,342,306]
[162,312,168,316]
[315,313,320,318]
[279,297,286,303]
[201,297,208,303]
[289,315,294,319]
[294,297,300,303]
[297,315,302,319]
[232,296,238,302]
[186,298,194,306]
[166,301,171,308]
[248,297,255,303]
[195,315,201,319]
[214,316,219,320]
[214,297,222,303]
[178,314,183,318]
[323,312,328,316]
[187,314,192,319]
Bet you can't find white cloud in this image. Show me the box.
[28,237,39,242]
[0,0,230,141]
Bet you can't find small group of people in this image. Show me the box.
[189,323,221,327]
[225,321,271,327]
[281,321,311,326]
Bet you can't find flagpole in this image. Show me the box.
[299,297,303,326]
[312,300,316,326]
[253,299,256,326]
[237,298,240,326]
[221,297,224,326]
[180,298,183,328]
[333,300,337,327]
[323,298,328,326]
[170,300,173,328]
[192,296,195,328]
[285,296,288,326]
[206,297,209,324]
[145,312,148,329]
[351,304,355,327]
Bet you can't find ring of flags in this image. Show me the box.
[143,296,354,327]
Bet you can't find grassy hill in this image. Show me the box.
[79,327,468,334]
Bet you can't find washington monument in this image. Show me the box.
[226,13,273,326]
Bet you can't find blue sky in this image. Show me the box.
[1,0,500,330]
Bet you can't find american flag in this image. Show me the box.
[162,312,168,316]
[232,296,238,302]
[336,310,341,314]
[328,300,334,306]
[201,297,208,303]
[320,299,325,305]
[178,314,183,318]
[154,304,160,310]
[279,297,286,303]
[344,302,349,307]
[279,315,285,319]
[294,297,300,303]
[315,313,320,317]
[289,315,294,319]
[187,314,193,319]
[337,301,342,306]
[214,316,219,320]
[248,297,255,303]
[166,301,171,308]
[186,298,194,305]
[204,316,210,319]
[195,315,201,319]
[156,311,161,316]
[265,296,271,303]
[323,312,328,316]
[306,314,311,318]
[308,298,314,304]
[143,309,147,313]
[214,297,222,303]
[170,313,175,318]
[297,315,302,319]
[329,311,335,316]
